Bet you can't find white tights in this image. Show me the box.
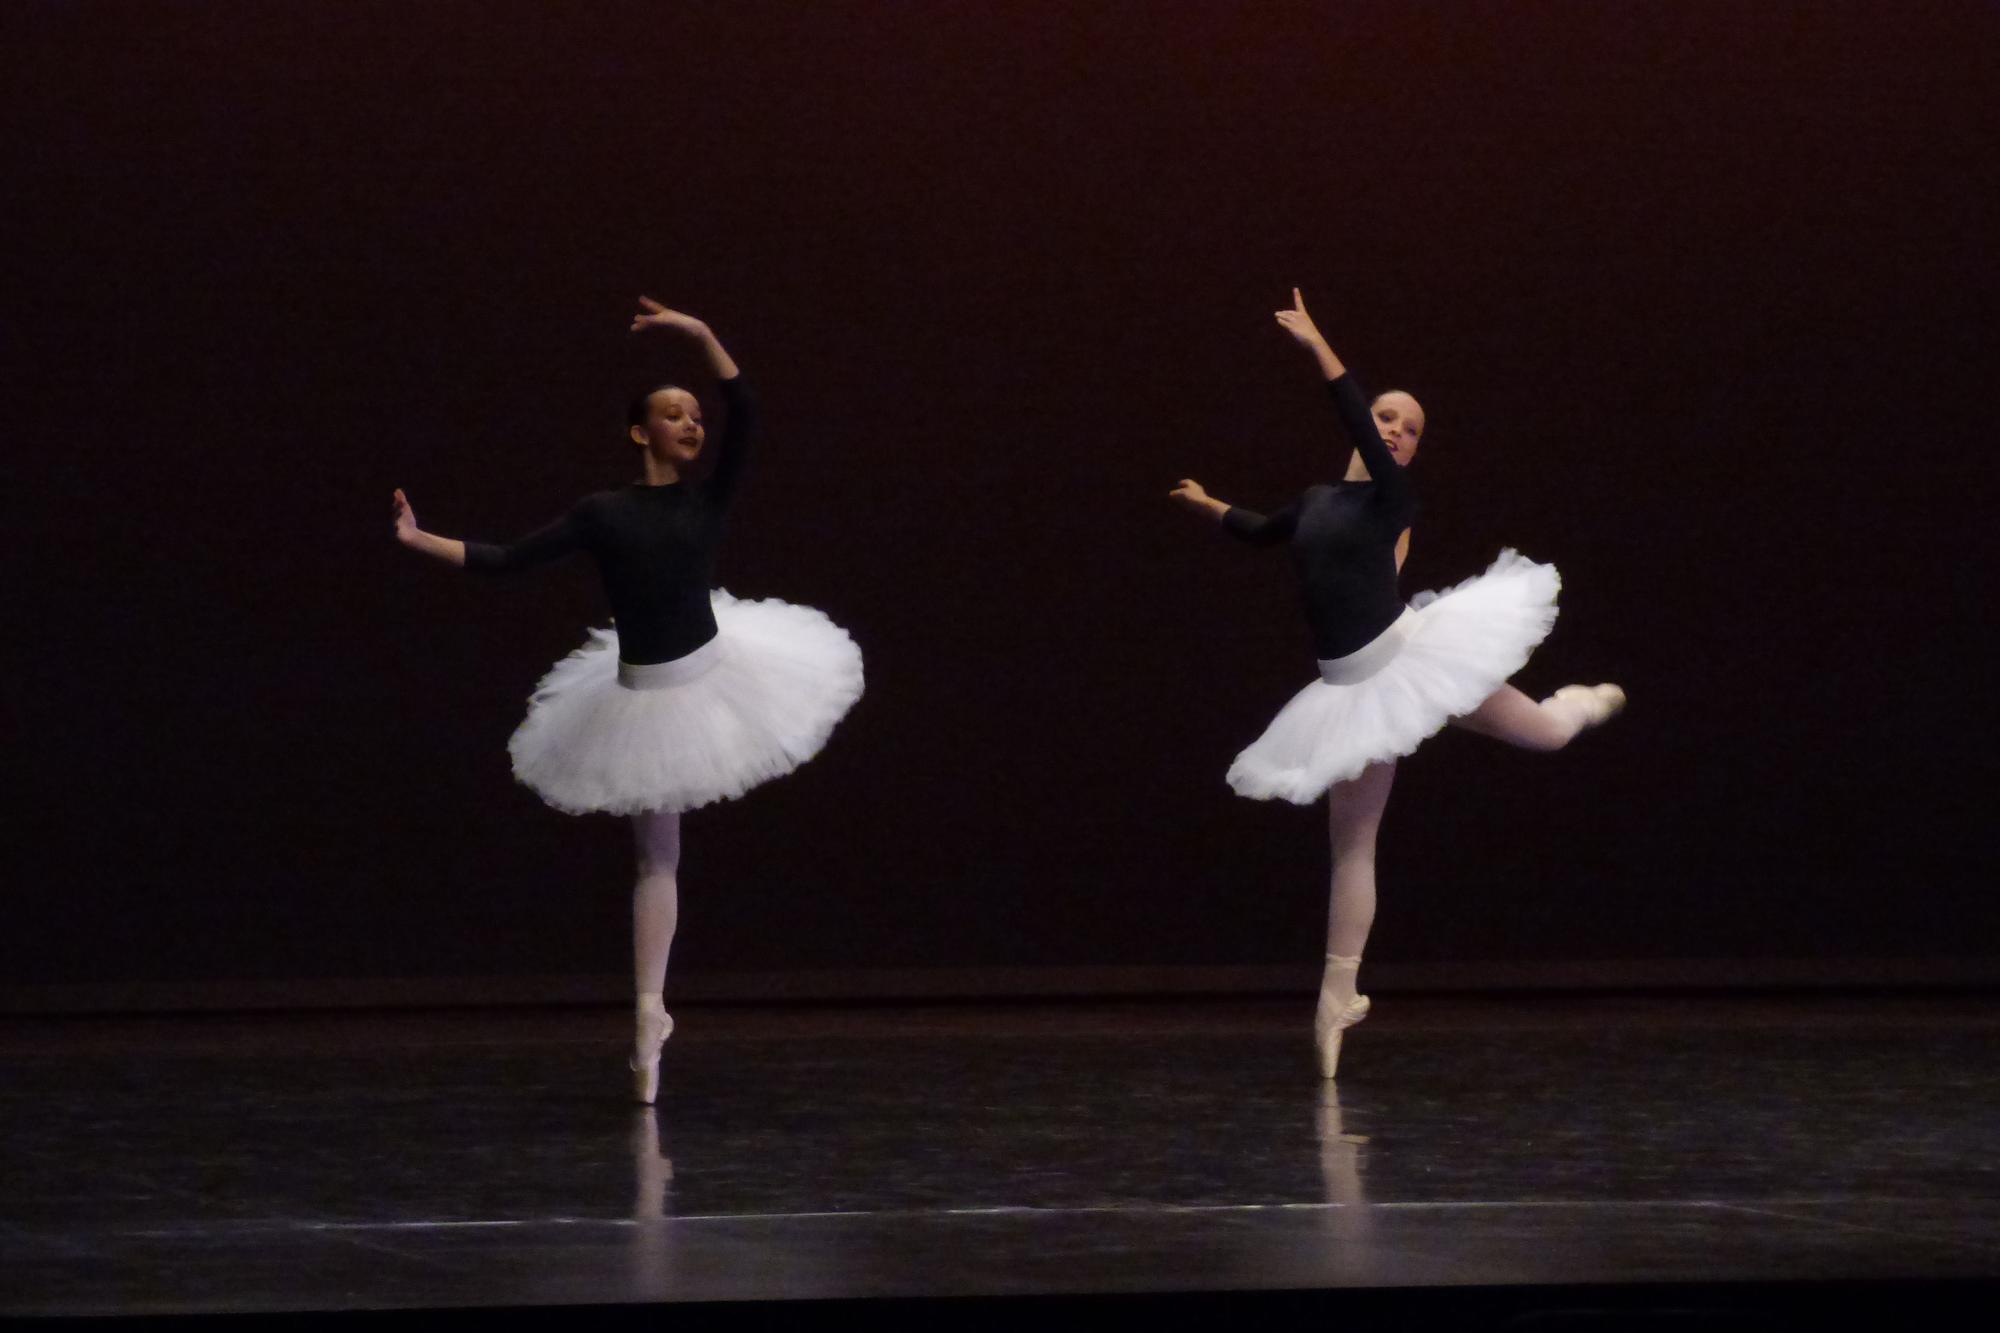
[631,810,681,1003]
[1319,684,1596,1007]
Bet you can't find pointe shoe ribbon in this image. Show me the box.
[1314,952,1369,1080]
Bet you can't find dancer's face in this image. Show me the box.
[1372,392,1424,465]
[630,389,706,464]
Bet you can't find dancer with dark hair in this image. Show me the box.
[1172,289,1623,1079]
[392,297,863,1102]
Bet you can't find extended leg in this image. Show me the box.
[1451,682,1625,752]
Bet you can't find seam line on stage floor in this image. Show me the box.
[1711,1202,2000,1256]
[75,1194,1999,1239]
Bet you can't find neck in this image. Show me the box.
[639,454,684,487]
[1343,451,1373,483]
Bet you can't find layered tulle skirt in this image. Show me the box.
[508,591,864,816]
[1227,549,1560,803]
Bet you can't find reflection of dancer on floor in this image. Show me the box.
[631,1108,672,1222]
[392,298,864,1103]
[1316,1084,1369,1230]
[1172,289,1623,1080]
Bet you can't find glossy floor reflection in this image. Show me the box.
[2,995,1997,1318]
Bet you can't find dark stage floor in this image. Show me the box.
[3,994,1997,1327]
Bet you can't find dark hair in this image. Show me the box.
[627,384,687,430]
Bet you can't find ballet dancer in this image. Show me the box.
[1171,289,1624,1079]
[392,297,864,1102]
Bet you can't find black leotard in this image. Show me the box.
[464,376,753,665]
[1221,374,1415,660]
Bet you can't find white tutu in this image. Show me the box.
[507,590,864,816]
[1226,549,1560,804]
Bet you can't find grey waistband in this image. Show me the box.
[1317,608,1417,686]
[617,636,723,691]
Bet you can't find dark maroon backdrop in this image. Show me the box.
[6,1,1995,999]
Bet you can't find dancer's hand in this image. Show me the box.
[1274,287,1328,349]
[1170,478,1227,518]
[393,487,420,545]
[633,296,740,380]
[1275,287,1346,379]
[391,488,468,565]
[631,296,710,336]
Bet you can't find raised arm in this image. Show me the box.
[1275,289,1408,502]
[704,371,755,505]
[631,297,754,504]
[632,296,740,381]
[1170,479,1298,547]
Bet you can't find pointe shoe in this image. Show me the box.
[1314,993,1371,1080]
[630,1002,674,1106]
[1551,682,1627,728]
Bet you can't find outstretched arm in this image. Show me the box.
[1171,479,1297,547]
[631,296,754,503]
[463,509,583,573]
[392,488,466,566]
[393,488,582,573]
[1275,289,1407,498]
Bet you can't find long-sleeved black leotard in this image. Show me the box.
[1221,374,1415,660]
[463,376,754,665]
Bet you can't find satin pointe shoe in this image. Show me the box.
[1314,992,1372,1080]
[630,996,674,1105]
[1315,952,1370,1079]
[1550,682,1627,729]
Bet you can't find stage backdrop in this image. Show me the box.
[7,1,1995,1008]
